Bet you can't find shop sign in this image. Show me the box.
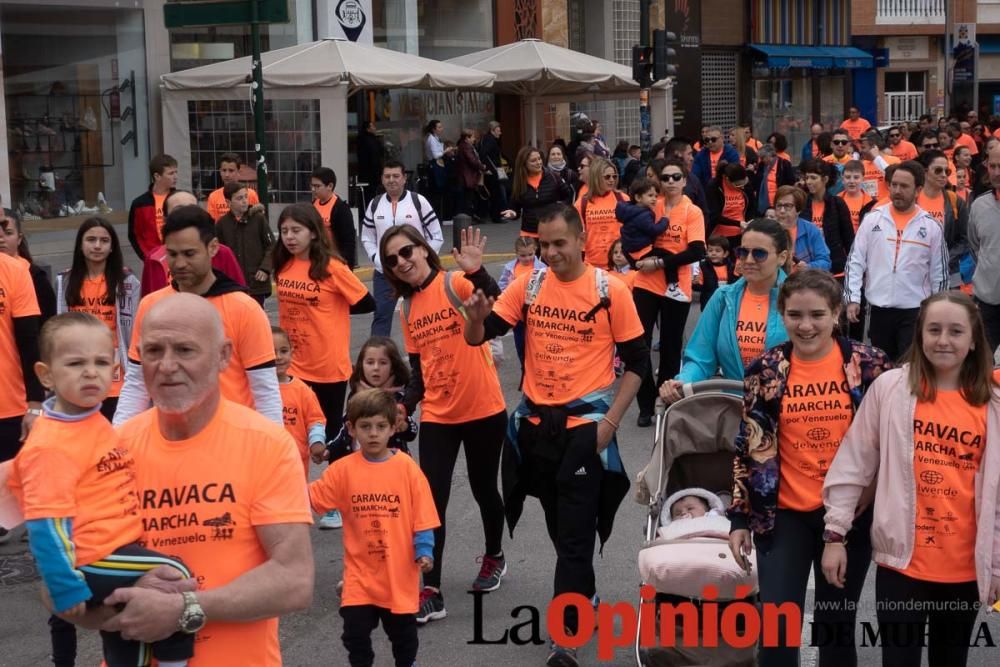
[886,36,928,61]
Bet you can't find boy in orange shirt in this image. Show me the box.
[309,389,439,667]
[273,326,327,479]
[8,312,194,667]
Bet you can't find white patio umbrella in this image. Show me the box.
[162,38,495,92]
[447,38,639,145]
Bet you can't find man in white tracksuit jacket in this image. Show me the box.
[844,160,948,360]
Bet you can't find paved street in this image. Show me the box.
[2,217,1000,666]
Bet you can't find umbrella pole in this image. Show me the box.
[531,97,538,147]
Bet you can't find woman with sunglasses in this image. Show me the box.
[917,149,969,288]
[577,157,626,269]
[380,225,508,623]
[707,162,753,243]
[772,185,831,272]
[822,292,1000,667]
[800,159,854,275]
[633,157,706,425]
[501,146,574,237]
[659,218,789,404]
[274,204,374,441]
[728,269,892,667]
[573,150,594,201]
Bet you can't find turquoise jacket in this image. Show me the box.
[676,271,789,383]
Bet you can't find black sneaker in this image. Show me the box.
[415,587,446,624]
[472,553,507,592]
[637,413,653,427]
[546,641,579,667]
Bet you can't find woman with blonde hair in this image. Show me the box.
[575,157,626,268]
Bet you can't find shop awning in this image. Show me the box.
[750,45,873,69]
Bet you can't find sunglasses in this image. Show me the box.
[888,133,901,138]
[660,172,684,182]
[832,139,851,146]
[735,247,770,262]
[923,143,940,149]
[384,244,416,269]
[703,136,720,143]
[603,173,618,181]
[932,167,952,176]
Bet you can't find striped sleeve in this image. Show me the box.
[26,517,92,612]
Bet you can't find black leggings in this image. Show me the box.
[868,305,919,362]
[418,410,506,589]
[0,415,23,462]
[633,288,691,415]
[302,380,347,443]
[340,605,418,667]
[755,506,873,667]
[875,566,980,667]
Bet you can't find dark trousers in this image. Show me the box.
[371,270,396,338]
[868,305,919,362]
[519,419,604,635]
[80,543,193,666]
[48,615,76,667]
[340,604,418,667]
[251,293,268,308]
[755,507,873,667]
[634,288,691,415]
[875,566,979,667]
[512,322,526,376]
[418,410,506,589]
[977,297,1000,357]
[302,379,347,443]
[0,415,23,462]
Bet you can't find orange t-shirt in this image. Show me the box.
[736,290,769,368]
[786,222,798,251]
[8,411,142,566]
[811,199,825,230]
[824,153,853,167]
[0,253,41,418]
[527,173,543,190]
[839,191,873,232]
[129,286,275,409]
[312,195,338,240]
[713,263,729,284]
[633,195,706,300]
[277,258,369,383]
[308,451,440,613]
[119,400,312,667]
[889,206,916,233]
[862,155,899,202]
[889,140,918,161]
[512,261,536,281]
[719,180,745,237]
[573,182,590,205]
[777,151,792,163]
[207,187,260,222]
[577,191,622,269]
[71,276,123,397]
[955,132,979,155]
[152,192,168,242]
[777,347,852,511]
[493,265,645,428]
[709,149,724,178]
[766,166,778,208]
[609,269,636,290]
[278,376,326,479]
[902,390,986,583]
[400,272,505,423]
[840,117,871,142]
[917,191,946,228]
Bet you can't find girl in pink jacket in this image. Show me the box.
[822,291,1000,667]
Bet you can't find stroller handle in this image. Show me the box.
[655,379,743,415]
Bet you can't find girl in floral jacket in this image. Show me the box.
[727,269,893,667]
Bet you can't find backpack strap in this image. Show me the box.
[583,268,612,322]
[403,270,466,327]
[368,192,385,218]
[944,190,958,221]
[409,190,424,219]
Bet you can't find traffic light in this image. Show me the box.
[653,29,678,81]
[632,45,653,88]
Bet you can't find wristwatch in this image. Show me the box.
[26,408,42,417]
[822,529,847,546]
[178,591,207,634]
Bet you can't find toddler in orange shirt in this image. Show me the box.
[7,312,194,667]
[272,326,327,479]
[309,389,440,667]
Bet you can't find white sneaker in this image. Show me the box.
[318,509,343,530]
[665,283,689,303]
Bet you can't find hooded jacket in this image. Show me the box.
[692,144,740,186]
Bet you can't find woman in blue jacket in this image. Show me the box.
[772,185,831,272]
[659,218,790,403]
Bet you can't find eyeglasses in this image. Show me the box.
[659,172,684,182]
[932,167,952,176]
[888,133,901,138]
[832,139,851,146]
[922,143,940,149]
[735,247,770,262]
[603,173,618,181]
[384,244,416,269]
[774,203,797,211]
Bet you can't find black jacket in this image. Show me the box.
[706,177,753,238]
[357,129,383,188]
[215,211,275,296]
[509,169,574,236]
[807,193,855,274]
[684,172,710,221]
[477,133,503,176]
[314,196,358,268]
[697,257,737,310]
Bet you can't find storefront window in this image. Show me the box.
[1,4,149,221]
[752,75,812,159]
[818,77,847,134]
[188,99,321,203]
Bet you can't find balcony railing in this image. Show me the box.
[884,91,927,125]
[876,0,946,24]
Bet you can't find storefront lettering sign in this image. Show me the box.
[396,91,495,119]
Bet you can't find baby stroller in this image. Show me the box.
[632,380,758,667]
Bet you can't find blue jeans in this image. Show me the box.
[371,270,396,337]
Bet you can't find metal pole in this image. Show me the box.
[639,0,651,153]
[250,0,269,213]
[944,0,952,116]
